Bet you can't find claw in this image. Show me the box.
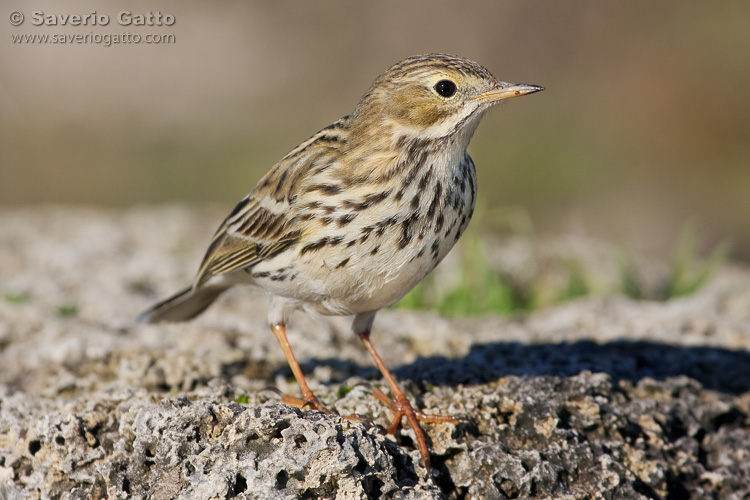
[277,392,338,415]
[366,378,458,472]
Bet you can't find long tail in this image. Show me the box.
[137,285,229,323]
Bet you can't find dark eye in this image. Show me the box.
[434,79,457,98]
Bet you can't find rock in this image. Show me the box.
[1,206,750,498]
[0,391,438,499]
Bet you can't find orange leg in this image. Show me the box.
[357,329,458,470]
[270,323,334,414]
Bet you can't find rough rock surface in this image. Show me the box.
[1,207,749,499]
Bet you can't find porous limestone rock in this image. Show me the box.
[1,207,749,499]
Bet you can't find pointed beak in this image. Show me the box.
[473,82,545,104]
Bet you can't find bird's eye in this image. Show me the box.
[434,80,457,98]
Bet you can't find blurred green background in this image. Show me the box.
[2,1,749,258]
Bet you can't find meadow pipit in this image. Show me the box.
[139,53,543,469]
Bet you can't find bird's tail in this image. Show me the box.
[137,285,228,323]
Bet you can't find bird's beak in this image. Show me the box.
[473,82,544,104]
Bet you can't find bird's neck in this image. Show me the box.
[341,117,474,188]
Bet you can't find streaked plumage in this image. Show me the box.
[139,53,543,469]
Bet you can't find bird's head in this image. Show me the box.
[352,53,543,145]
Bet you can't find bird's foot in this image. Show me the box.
[371,386,459,470]
[261,386,337,415]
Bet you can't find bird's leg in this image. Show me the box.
[357,329,458,470]
[270,323,335,414]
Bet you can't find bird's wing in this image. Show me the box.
[192,121,347,287]
[193,197,299,285]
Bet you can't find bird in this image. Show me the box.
[138,53,543,469]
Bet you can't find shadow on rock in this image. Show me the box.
[400,340,750,395]
[297,340,750,395]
